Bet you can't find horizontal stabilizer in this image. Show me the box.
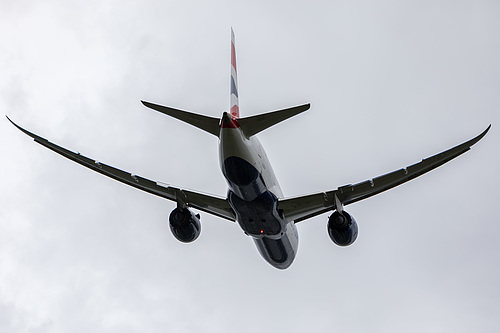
[142,101,221,137]
[238,103,310,137]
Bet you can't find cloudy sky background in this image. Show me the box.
[1,1,499,332]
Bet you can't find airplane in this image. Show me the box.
[7,30,490,269]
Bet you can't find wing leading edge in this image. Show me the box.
[278,125,491,223]
[6,116,236,221]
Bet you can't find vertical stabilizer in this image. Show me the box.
[230,28,240,118]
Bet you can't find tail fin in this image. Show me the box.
[230,28,240,119]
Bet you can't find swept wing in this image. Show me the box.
[279,125,490,223]
[6,116,236,221]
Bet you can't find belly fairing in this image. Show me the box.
[228,189,284,237]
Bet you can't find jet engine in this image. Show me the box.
[169,207,201,243]
[327,210,358,246]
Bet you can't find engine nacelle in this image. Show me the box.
[169,207,201,243]
[327,210,358,246]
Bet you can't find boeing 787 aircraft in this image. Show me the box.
[8,30,490,269]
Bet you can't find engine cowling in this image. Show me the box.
[327,210,358,246]
[169,207,201,243]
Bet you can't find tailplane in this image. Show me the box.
[141,29,310,138]
[141,100,310,138]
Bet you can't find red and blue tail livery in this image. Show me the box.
[230,28,239,119]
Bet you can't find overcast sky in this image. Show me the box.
[1,1,499,332]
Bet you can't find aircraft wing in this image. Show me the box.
[278,125,490,223]
[6,116,236,222]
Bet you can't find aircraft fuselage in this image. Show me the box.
[219,112,298,269]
